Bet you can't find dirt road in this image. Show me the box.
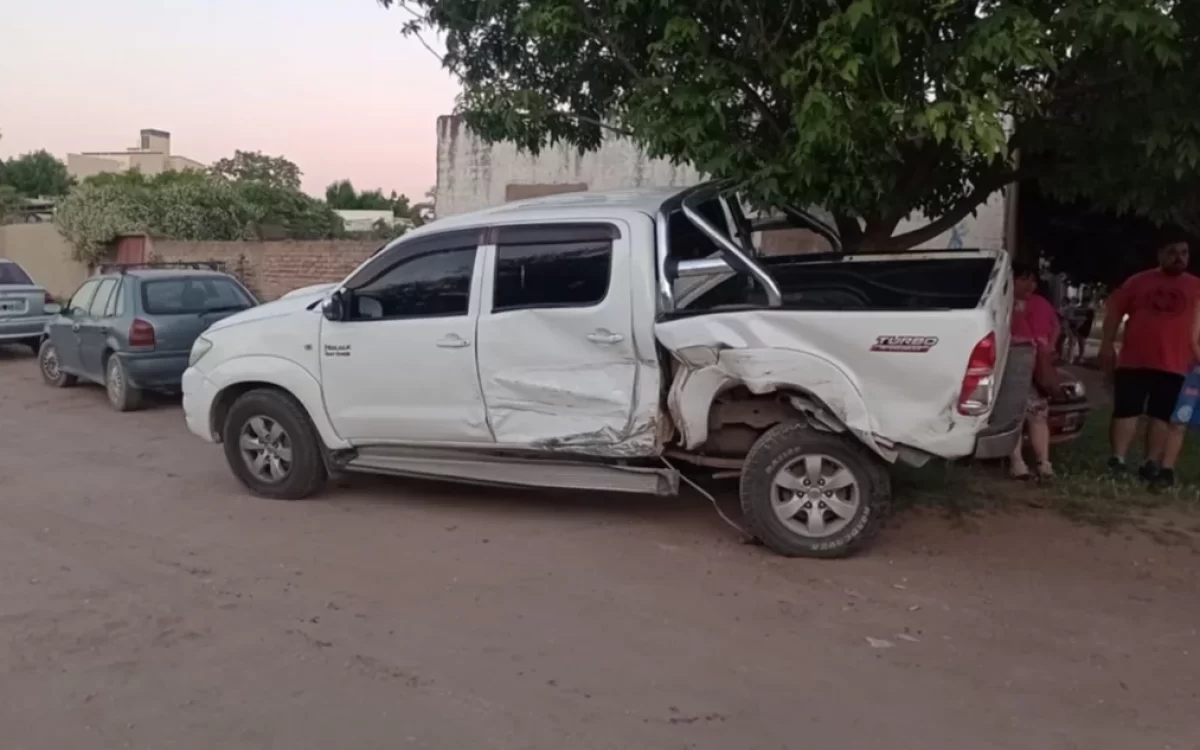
[0,345,1197,750]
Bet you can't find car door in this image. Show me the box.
[52,279,100,376]
[78,277,120,378]
[475,221,639,447]
[320,229,493,444]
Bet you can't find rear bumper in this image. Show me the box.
[119,351,189,390]
[0,315,52,342]
[974,420,1024,459]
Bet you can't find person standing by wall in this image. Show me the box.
[1099,237,1200,488]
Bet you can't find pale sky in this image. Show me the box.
[0,0,459,200]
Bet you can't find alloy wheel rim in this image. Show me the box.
[771,453,861,538]
[42,345,60,380]
[107,359,123,404]
[239,416,293,484]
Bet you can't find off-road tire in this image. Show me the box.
[38,339,77,388]
[740,422,890,558]
[222,388,328,500]
[105,355,144,412]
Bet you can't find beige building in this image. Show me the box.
[67,129,204,180]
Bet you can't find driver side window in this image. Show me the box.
[343,229,482,322]
[67,279,100,315]
[348,247,478,321]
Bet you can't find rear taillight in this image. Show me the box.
[43,292,54,306]
[129,318,156,348]
[958,332,997,416]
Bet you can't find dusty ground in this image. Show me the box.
[0,345,1197,750]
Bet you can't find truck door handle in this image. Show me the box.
[436,335,470,349]
[587,330,624,345]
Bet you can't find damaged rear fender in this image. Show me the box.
[666,347,892,461]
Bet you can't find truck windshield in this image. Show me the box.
[141,277,255,315]
[0,262,33,286]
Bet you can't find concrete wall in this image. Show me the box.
[0,223,89,298]
[435,115,702,218]
[150,239,382,301]
[434,114,1010,251]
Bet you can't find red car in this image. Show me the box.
[1046,368,1090,444]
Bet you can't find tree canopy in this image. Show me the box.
[211,150,303,191]
[0,149,74,198]
[55,166,342,263]
[383,0,1200,251]
[325,179,413,214]
[325,179,435,226]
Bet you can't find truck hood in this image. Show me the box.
[205,290,324,333]
[281,282,338,299]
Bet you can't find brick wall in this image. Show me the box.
[149,239,381,301]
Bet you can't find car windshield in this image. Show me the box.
[141,277,255,315]
[0,262,34,286]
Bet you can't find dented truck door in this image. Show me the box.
[475,221,641,451]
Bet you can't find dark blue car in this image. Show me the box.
[39,267,257,411]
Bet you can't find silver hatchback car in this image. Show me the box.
[0,259,58,352]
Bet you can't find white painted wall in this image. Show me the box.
[435,115,1010,251]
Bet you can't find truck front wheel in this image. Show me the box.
[740,422,889,558]
[222,388,328,500]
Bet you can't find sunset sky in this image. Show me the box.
[0,0,459,201]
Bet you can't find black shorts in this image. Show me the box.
[1112,368,1185,422]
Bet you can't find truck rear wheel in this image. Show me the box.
[740,422,889,558]
[222,388,328,500]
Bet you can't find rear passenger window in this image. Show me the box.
[492,224,616,312]
[89,278,118,317]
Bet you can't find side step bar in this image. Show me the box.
[343,447,680,496]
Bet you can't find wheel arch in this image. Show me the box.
[667,347,893,462]
[202,356,349,451]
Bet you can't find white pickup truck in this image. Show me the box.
[182,183,1030,557]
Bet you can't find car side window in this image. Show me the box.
[106,279,125,317]
[492,223,616,312]
[67,280,100,315]
[89,278,118,317]
[347,246,477,320]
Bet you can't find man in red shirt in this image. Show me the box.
[1099,237,1199,488]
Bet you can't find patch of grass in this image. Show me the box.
[895,406,1200,537]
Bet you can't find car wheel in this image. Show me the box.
[740,422,890,558]
[222,388,328,500]
[105,355,144,412]
[38,339,77,388]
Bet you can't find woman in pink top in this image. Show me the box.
[1010,262,1060,480]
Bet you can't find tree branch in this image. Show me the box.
[834,214,864,246]
[887,169,1026,250]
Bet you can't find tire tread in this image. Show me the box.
[739,422,890,558]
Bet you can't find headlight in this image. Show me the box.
[189,337,213,367]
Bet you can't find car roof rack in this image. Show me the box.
[97,261,225,275]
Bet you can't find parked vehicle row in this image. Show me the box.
[4,184,1090,558]
[33,263,257,411]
